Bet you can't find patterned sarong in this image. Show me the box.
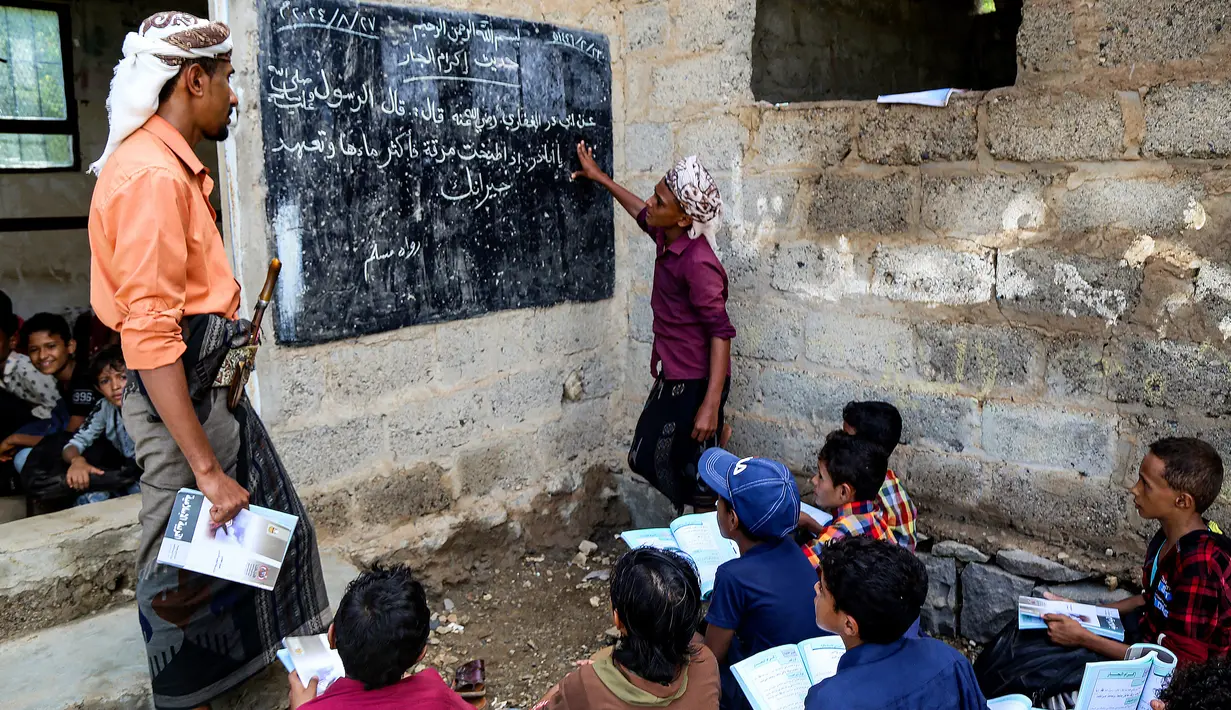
[124,315,330,709]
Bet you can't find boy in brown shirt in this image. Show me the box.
[534,548,719,710]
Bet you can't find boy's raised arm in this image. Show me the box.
[572,141,646,220]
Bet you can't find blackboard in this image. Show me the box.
[257,0,615,345]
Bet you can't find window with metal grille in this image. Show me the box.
[0,2,78,171]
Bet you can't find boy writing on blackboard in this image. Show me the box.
[573,142,735,512]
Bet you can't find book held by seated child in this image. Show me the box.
[156,488,298,591]
[1017,596,1126,641]
[1073,643,1176,710]
[620,504,832,598]
[729,637,846,710]
[620,511,737,598]
[276,633,346,696]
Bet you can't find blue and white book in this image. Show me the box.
[1017,596,1125,641]
[156,488,298,591]
[731,637,846,710]
[620,512,737,598]
[276,633,345,696]
[1073,643,1176,710]
[620,504,831,598]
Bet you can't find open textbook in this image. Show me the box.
[1018,596,1125,641]
[620,512,736,598]
[620,504,830,598]
[730,637,846,710]
[156,488,298,591]
[276,633,346,696]
[1074,643,1176,710]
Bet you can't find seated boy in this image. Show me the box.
[289,563,472,709]
[0,302,58,421]
[1043,437,1230,664]
[798,431,896,566]
[806,536,987,710]
[838,400,918,551]
[697,448,822,710]
[1152,656,1231,710]
[0,313,99,471]
[61,346,139,506]
[534,547,719,710]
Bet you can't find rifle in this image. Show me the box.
[227,258,281,410]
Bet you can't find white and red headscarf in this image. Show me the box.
[664,155,724,254]
[89,12,232,175]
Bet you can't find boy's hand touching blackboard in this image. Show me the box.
[571,141,607,182]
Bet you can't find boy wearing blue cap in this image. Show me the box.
[698,447,822,710]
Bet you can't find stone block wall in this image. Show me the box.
[620,0,1231,554]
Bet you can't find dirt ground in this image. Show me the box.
[414,533,625,709]
[412,532,980,710]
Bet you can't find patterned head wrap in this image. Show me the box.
[664,155,724,254]
[89,12,233,175]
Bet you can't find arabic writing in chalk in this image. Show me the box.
[275,4,378,39]
[409,17,521,50]
[548,30,604,61]
[363,237,422,284]
[441,166,513,210]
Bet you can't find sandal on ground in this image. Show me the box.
[453,659,487,700]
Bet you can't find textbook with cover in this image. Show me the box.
[1017,596,1126,641]
[730,637,846,710]
[1073,643,1176,710]
[620,504,831,598]
[276,633,345,696]
[156,488,298,591]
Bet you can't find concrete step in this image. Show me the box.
[4,550,360,710]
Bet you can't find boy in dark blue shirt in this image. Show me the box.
[698,447,822,710]
[807,536,986,710]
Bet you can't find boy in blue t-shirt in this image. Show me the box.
[698,447,822,710]
[807,536,986,710]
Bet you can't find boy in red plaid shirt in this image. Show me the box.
[1044,438,1230,665]
[798,402,919,564]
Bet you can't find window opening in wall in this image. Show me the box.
[0,2,78,171]
[751,0,1022,103]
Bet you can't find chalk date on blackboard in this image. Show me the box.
[259,0,615,345]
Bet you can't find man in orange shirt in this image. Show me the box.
[88,12,328,710]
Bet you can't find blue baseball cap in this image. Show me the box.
[698,447,801,540]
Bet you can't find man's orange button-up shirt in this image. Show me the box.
[89,115,240,371]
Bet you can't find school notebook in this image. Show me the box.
[619,512,738,598]
[276,633,346,696]
[731,637,846,710]
[156,488,298,591]
[1073,643,1176,710]
[1017,596,1126,641]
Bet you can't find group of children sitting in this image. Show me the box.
[283,400,1231,710]
[0,291,139,511]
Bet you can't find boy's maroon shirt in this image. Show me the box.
[302,669,472,710]
[637,208,735,380]
[1141,526,1231,664]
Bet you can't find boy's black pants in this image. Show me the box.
[627,376,729,509]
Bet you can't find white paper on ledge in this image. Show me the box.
[876,89,967,107]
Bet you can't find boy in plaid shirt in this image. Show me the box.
[798,431,897,567]
[1043,438,1230,665]
[839,401,918,551]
